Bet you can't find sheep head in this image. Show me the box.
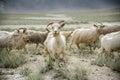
[16,28,28,35]
[93,23,105,34]
[46,20,66,36]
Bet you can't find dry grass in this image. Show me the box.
[20,67,32,77]
[92,53,120,72]
[53,67,87,80]
[0,50,27,68]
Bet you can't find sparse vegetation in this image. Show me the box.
[71,67,87,80]
[20,67,32,76]
[0,50,27,68]
[93,53,120,72]
[54,67,87,80]
[27,73,45,80]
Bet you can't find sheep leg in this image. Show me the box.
[93,43,96,50]
[76,43,80,49]
[69,38,74,50]
[48,54,53,68]
[69,43,73,50]
[35,44,39,50]
[63,51,67,67]
[88,44,93,53]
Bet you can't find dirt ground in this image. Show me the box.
[0,47,120,80]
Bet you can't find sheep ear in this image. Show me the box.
[18,28,27,33]
[23,28,27,33]
[17,29,20,33]
[93,24,98,28]
[59,20,66,28]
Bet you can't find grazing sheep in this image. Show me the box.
[44,20,66,67]
[94,23,120,35]
[100,31,120,56]
[27,29,49,49]
[0,28,29,53]
[70,25,104,51]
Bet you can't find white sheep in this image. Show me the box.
[100,31,120,56]
[44,20,66,67]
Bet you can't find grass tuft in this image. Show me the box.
[20,67,32,76]
[27,73,44,80]
[0,50,27,68]
[93,53,120,72]
[54,67,87,80]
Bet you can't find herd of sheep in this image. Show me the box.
[0,20,120,68]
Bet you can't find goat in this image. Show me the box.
[44,20,66,68]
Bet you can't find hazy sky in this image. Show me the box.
[0,0,120,12]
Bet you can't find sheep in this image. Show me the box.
[61,31,73,46]
[27,29,49,49]
[8,33,29,52]
[44,20,66,68]
[100,31,120,56]
[0,28,29,53]
[94,23,120,35]
[70,24,105,51]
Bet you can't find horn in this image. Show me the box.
[47,22,54,27]
[59,20,65,24]
[59,20,66,28]
[46,22,54,32]
[46,27,50,32]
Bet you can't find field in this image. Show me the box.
[0,9,120,80]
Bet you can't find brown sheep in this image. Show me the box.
[94,24,120,35]
[27,29,49,49]
[0,28,29,53]
[70,25,104,51]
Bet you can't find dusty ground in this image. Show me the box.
[0,46,120,80]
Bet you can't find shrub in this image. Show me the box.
[93,53,120,72]
[54,67,87,80]
[0,50,27,68]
